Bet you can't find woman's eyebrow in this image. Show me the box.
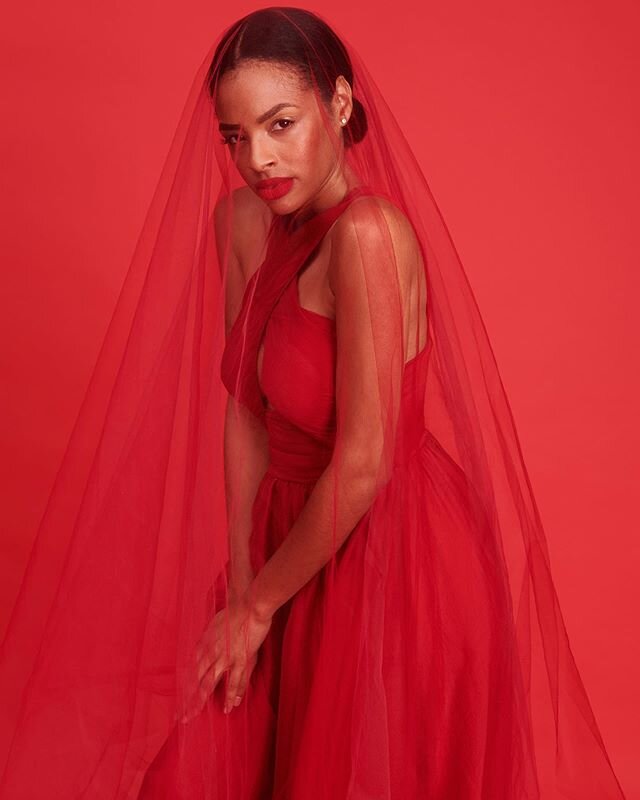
[218,103,300,131]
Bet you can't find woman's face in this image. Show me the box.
[214,60,351,216]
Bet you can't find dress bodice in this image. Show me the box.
[256,275,432,482]
[220,185,433,482]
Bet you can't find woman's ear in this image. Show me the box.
[332,75,353,126]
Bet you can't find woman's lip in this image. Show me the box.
[255,178,294,200]
[255,177,291,188]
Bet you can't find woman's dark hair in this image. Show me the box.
[207,7,368,148]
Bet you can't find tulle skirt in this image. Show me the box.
[139,427,539,800]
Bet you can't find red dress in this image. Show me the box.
[139,189,538,799]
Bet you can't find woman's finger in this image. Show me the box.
[227,658,254,712]
[224,663,246,713]
[196,630,228,683]
[196,646,213,683]
[200,655,227,701]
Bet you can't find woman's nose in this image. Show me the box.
[247,135,276,172]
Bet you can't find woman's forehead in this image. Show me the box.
[214,63,314,120]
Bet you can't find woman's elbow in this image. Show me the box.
[332,434,389,489]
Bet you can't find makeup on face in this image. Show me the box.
[254,177,294,201]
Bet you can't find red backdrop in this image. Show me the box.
[1,0,637,793]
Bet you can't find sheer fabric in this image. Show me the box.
[0,8,628,799]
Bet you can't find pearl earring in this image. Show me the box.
[340,116,347,125]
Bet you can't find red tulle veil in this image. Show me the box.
[0,7,628,799]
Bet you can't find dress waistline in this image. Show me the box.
[264,407,431,484]
[264,408,334,483]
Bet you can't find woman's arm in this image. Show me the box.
[215,193,270,597]
[246,197,419,621]
[223,398,269,595]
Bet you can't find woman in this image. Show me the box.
[0,7,628,800]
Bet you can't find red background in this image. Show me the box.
[1,0,637,793]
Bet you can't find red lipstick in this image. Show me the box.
[255,177,294,201]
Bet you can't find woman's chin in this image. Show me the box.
[261,196,300,216]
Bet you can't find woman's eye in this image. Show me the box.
[273,118,294,132]
[220,119,294,147]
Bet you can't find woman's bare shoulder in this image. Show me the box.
[328,192,422,279]
[214,187,274,280]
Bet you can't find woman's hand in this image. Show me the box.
[179,586,273,722]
